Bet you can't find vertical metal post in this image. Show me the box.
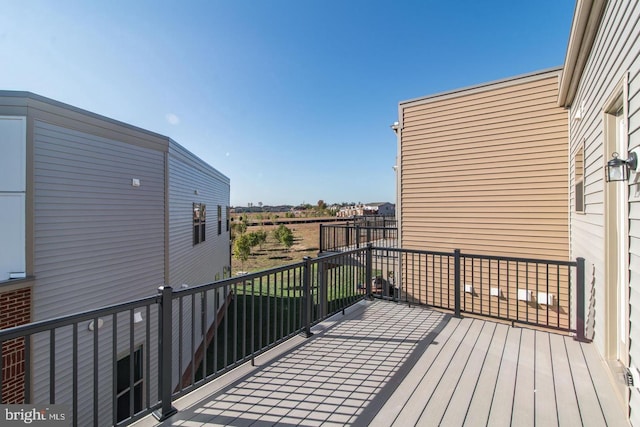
[319,259,327,318]
[301,257,314,337]
[366,244,373,300]
[319,224,324,254]
[153,286,177,421]
[356,225,361,248]
[575,257,589,342]
[454,249,461,318]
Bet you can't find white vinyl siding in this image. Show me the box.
[168,141,230,390]
[31,120,165,424]
[168,141,230,287]
[0,116,26,280]
[567,1,640,422]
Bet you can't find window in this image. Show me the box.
[217,205,222,235]
[226,206,230,232]
[575,143,585,213]
[117,347,143,422]
[193,203,206,245]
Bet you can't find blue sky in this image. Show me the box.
[1,1,575,206]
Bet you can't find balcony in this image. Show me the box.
[135,300,627,426]
[0,246,629,426]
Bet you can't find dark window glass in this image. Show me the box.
[116,347,144,422]
[193,203,207,244]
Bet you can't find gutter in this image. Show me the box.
[557,0,608,107]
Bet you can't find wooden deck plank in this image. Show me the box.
[463,323,509,427]
[487,326,522,427]
[367,314,460,427]
[533,331,558,427]
[416,319,486,426]
[438,321,497,427]
[579,341,630,426]
[548,333,582,426]
[511,327,535,427]
[134,301,629,427]
[390,317,474,427]
[564,336,608,427]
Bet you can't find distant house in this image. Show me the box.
[394,0,640,423]
[365,202,395,217]
[0,91,230,422]
[336,202,395,218]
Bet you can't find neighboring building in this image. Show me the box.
[366,202,395,217]
[336,202,395,218]
[559,0,640,423]
[394,0,640,423]
[0,91,230,423]
[395,68,569,259]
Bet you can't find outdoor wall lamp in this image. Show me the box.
[606,151,637,182]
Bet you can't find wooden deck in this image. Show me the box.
[136,300,629,427]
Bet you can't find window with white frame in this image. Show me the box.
[193,203,206,245]
[574,143,585,213]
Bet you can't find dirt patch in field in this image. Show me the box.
[232,222,323,273]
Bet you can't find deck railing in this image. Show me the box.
[370,247,585,334]
[319,223,398,252]
[0,245,585,426]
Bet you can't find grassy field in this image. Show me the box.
[231,221,323,273]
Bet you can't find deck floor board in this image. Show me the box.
[462,322,508,427]
[534,331,558,427]
[134,300,629,427]
[439,320,496,427]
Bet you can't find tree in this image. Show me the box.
[254,230,267,250]
[273,224,294,250]
[233,234,251,269]
[317,200,326,210]
[237,216,248,234]
[246,230,266,250]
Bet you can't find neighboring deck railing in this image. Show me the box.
[319,223,398,252]
[0,245,586,426]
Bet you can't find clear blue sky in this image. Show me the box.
[0,1,575,207]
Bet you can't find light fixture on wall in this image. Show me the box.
[133,311,144,324]
[88,318,104,331]
[606,151,638,182]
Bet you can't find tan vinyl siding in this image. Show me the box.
[400,72,569,260]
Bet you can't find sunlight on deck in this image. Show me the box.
[136,301,627,427]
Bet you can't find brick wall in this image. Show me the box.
[0,287,31,404]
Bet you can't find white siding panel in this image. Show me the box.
[31,120,166,424]
[0,194,25,280]
[568,0,640,422]
[0,116,26,280]
[0,116,26,191]
[168,141,230,287]
[33,120,165,314]
[168,140,230,390]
